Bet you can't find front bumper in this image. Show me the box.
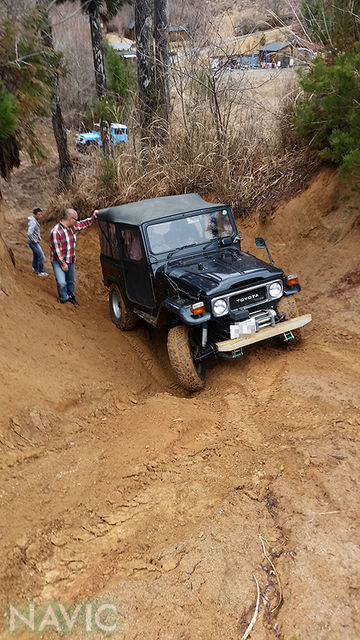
[216,314,312,352]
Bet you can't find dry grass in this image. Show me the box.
[47,70,319,221]
[48,128,317,222]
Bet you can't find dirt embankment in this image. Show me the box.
[0,166,359,640]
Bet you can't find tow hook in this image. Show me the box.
[283,331,294,342]
[218,347,243,360]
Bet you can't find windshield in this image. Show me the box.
[147,209,234,255]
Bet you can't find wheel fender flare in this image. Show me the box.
[163,298,211,325]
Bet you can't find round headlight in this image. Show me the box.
[269,282,283,298]
[213,298,228,316]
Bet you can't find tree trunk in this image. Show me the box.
[88,8,112,157]
[39,5,74,188]
[88,9,107,98]
[51,94,74,186]
[154,0,170,141]
[134,0,156,142]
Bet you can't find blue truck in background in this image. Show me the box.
[76,123,128,152]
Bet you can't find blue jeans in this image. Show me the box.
[28,240,45,273]
[52,261,75,303]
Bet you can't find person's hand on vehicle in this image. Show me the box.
[93,210,98,218]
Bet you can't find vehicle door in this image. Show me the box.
[111,126,127,145]
[118,226,155,310]
[98,220,123,285]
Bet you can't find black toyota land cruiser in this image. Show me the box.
[97,194,311,391]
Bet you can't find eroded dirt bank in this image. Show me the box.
[0,166,359,640]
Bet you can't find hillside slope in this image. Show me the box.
[0,167,359,639]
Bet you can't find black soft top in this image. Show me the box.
[97,193,225,226]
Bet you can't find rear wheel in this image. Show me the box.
[167,325,205,391]
[109,283,137,331]
[276,295,302,344]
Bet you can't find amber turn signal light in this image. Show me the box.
[190,301,205,316]
[287,274,299,286]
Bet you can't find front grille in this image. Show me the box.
[229,286,266,310]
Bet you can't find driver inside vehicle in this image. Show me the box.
[149,217,203,254]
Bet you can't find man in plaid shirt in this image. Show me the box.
[50,208,98,305]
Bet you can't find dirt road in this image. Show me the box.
[0,164,359,639]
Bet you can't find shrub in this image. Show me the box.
[301,0,360,51]
[294,45,360,185]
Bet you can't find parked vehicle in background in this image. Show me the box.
[76,123,128,152]
[97,194,312,391]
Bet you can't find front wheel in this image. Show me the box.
[109,283,137,331]
[167,325,205,391]
[276,295,302,344]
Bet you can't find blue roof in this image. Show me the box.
[258,41,292,52]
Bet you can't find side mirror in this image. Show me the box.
[255,236,274,264]
[219,236,233,247]
[255,237,266,249]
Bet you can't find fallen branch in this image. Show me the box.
[259,535,283,612]
[240,574,260,640]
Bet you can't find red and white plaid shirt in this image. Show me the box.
[50,215,96,264]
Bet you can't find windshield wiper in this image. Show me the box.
[166,243,199,259]
[202,238,220,251]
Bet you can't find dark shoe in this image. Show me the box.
[60,299,69,304]
[69,296,80,306]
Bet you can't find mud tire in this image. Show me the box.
[167,325,205,391]
[276,295,302,344]
[109,283,137,331]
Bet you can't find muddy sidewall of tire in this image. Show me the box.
[167,325,205,392]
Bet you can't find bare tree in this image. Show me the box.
[52,6,95,112]
[134,0,156,141]
[38,2,74,187]
[54,0,129,156]
[154,0,170,138]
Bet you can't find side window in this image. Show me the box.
[109,223,120,260]
[206,211,233,238]
[98,221,112,257]
[121,229,143,262]
[215,210,233,236]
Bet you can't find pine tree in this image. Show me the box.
[294,45,360,184]
[302,0,360,51]
[0,83,19,184]
[0,10,56,180]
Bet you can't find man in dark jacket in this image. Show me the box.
[27,207,48,277]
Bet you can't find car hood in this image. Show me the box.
[77,131,100,140]
[166,248,283,296]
